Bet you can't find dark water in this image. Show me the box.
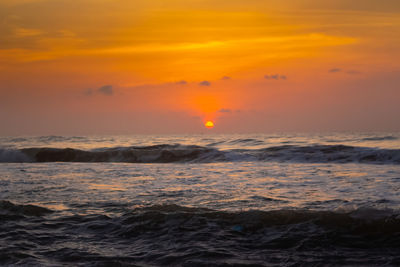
[1,201,399,266]
[1,134,400,266]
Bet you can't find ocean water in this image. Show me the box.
[0,133,400,266]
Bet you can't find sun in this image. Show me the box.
[205,120,214,129]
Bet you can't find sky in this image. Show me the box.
[0,0,399,135]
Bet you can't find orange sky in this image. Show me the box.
[1,0,399,134]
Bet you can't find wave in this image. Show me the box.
[362,135,398,141]
[0,144,399,164]
[226,138,265,146]
[2,201,400,243]
[20,144,225,163]
[0,200,53,217]
[0,148,32,162]
[36,135,88,142]
[256,144,400,164]
[1,202,399,265]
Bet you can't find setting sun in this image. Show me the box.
[205,121,214,129]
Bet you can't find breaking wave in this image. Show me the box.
[0,144,400,164]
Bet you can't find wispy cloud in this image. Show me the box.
[14,27,43,37]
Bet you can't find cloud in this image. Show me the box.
[97,85,113,96]
[221,76,231,80]
[15,27,43,37]
[329,68,342,73]
[199,80,211,86]
[176,80,187,85]
[218,108,232,113]
[264,74,287,80]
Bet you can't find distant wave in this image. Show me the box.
[0,144,399,164]
[362,136,398,141]
[226,138,265,146]
[256,144,400,164]
[5,136,89,143]
[37,135,89,142]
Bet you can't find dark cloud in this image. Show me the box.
[218,108,232,113]
[176,80,187,85]
[329,68,342,73]
[97,85,113,96]
[221,76,231,80]
[199,80,211,86]
[264,74,287,80]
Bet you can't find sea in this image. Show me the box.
[0,133,399,266]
